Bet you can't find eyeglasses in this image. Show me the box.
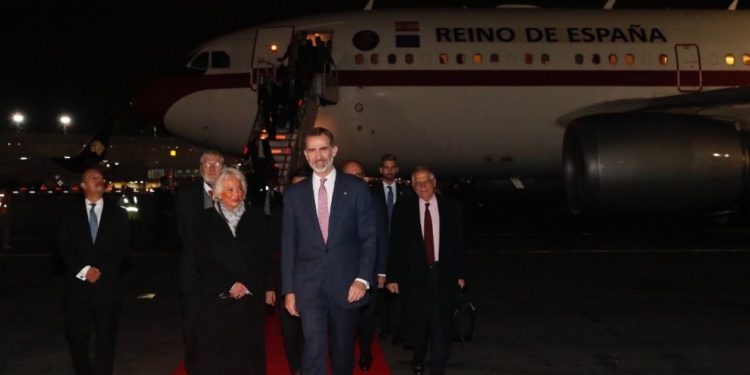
[202,161,223,169]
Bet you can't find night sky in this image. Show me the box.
[2,0,738,135]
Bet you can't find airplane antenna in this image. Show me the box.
[603,0,616,9]
[364,0,374,11]
[729,0,738,10]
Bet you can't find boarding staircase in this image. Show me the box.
[243,58,338,188]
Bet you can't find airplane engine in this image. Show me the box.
[563,113,750,216]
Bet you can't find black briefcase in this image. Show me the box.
[452,291,475,342]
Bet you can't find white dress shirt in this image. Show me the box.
[76,198,103,281]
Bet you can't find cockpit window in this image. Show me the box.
[211,51,231,68]
[188,52,209,70]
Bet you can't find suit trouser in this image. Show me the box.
[65,297,120,375]
[183,295,197,374]
[280,302,303,372]
[300,287,360,375]
[412,264,449,374]
[357,284,378,354]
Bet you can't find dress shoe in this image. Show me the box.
[411,360,425,375]
[391,333,404,345]
[358,352,372,371]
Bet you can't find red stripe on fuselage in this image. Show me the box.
[133,69,750,126]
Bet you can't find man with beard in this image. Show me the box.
[281,128,377,375]
[175,150,225,374]
[371,154,413,346]
[59,168,129,375]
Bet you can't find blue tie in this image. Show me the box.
[89,203,98,242]
[386,186,394,226]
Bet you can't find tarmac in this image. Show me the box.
[1,193,749,374]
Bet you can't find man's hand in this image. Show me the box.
[386,283,399,294]
[458,278,465,289]
[265,291,276,306]
[377,275,386,289]
[85,267,101,284]
[230,282,249,299]
[285,293,300,316]
[347,280,367,303]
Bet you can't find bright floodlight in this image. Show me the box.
[59,115,71,125]
[12,113,24,124]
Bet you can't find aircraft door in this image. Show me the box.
[252,27,294,90]
[675,44,702,92]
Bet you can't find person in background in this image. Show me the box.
[192,168,271,375]
[154,176,175,252]
[386,166,466,375]
[59,168,129,375]
[341,160,389,371]
[175,150,225,374]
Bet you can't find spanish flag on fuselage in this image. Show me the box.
[395,21,420,48]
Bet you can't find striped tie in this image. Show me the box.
[318,178,329,243]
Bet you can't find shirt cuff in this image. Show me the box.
[355,278,370,289]
[77,266,91,281]
[377,274,386,277]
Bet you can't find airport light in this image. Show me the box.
[12,112,24,131]
[59,115,72,134]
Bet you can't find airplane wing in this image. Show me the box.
[556,86,750,129]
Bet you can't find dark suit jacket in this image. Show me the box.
[386,194,466,347]
[176,182,212,298]
[192,203,271,374]
[59,201,129,303]
[281,170,377,310]
[370,182,412,275]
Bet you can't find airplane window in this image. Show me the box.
[490,54,499,64]
[659,54,668,65]
[405,54,414,64]
[457,54,466,64]
[592,54,601,65]
[473,54,482,65]
[524,53,533,65]
[188,52,209,70]
[541,54,550,65]
[743,54,750,66]
[388,54,397,64]
[609,54,618,65]
[355,54,364,65]
[211,51,230,69]
[575,54,583,65]
[439,54,449,64]
[371,54,380,64]
[352,30,380,52]
[625,54,635,65]
[726,54,736,66]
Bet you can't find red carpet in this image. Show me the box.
[172,310,390,374]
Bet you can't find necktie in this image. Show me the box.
[386,186,394,225]
[89,203,98,242]
[424,203,434,266]
[208,189,213,197]
[318,178,329,243]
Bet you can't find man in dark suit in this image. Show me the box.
[341,160,388,371]
[282,127,377,375]
[175,150,224,374]
[386,166,466,375]
[370,154,413,345]
[249,130,274,183]
[59,168,129,375]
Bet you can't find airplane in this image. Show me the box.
[131,5,750,216]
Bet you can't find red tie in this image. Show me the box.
[424,203,434,266]
[208,189,213,197]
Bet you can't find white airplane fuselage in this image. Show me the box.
[134,9,750,179]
